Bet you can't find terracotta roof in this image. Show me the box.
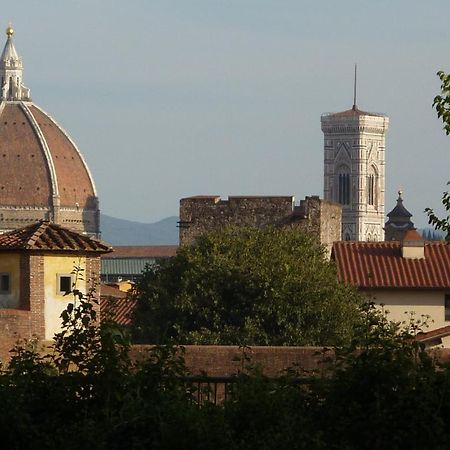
[332,241,450,289]
[0,221,112,252]
[416,325,450,342]
[100,294,136,326]
[29,105,96,208]
[403,229,423,241]
[324,105,385,119]
[0,104,52,205]
[103,245,178,259]
[0,103,96,209]
[100,284,127,299]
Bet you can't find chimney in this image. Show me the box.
[401,229,425,259]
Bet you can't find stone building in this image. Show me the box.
[0,26,99,236]
[179,195,341,255]
[321,103,389,241]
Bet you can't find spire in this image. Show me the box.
[384,190,415,241]
[352,63,357,110]
[0,24,30,101]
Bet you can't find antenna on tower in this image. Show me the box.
[352,63,357,110]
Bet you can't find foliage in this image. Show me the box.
[425,182,450,242]
[131,226,362,346]
[2,284,450,448]
[433,70,450,136]
[426,71,450,240]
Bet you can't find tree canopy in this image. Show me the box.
[426,71,450,239]
[131,226,362,346]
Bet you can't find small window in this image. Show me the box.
[0,273,10,294]
[57,274,73,295]
[367,174,375,206]
[445,295,450,321]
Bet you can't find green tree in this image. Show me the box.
[426,71,450,240]
[131,226,362,346]
[434,70,450,136]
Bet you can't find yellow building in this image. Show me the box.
[0,221,111,350]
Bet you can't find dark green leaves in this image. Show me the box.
[131,227,362,346]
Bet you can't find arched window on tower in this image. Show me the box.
[337,166,350,205]
[367,166,378,206]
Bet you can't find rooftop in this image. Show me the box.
[103,245,178,259]
[332,241,450,289]
[0,221,112,253]
[322,105,386,119]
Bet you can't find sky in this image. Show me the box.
[4,0,450,227]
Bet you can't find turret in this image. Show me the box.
[0,24,30,101]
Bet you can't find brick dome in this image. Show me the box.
[0,27,99,235]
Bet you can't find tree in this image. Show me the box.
[131,226,362,346]
[434,70,450,136]
[426,71,450,240]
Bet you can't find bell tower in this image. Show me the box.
[321,99,389,241]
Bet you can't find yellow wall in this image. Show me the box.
[367,289,449,337]
[44,255,87,340]
[0,253,20,308]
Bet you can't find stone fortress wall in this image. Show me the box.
[179,195,342,255]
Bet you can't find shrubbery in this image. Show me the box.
[131,227,362,346]
[2,281,450,449]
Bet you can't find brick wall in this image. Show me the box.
[0,309,32,359]
[131,344,450,377]
[27,254,45,339]
[0,343,449,374]
[130,345,334,376]
[86,255,101,318]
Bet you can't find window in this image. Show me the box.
[57,274,73,295]
[445,294,450,321]
[367,174,375,205]
[337,165,351,206]
[0,273,10,294]
[338,173,350,205]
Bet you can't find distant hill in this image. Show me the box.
[100,214,179,245]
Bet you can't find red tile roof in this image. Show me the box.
[0,221,112,253]
[100,293,136,326]
[416,325,450,342]
[103,245,178,259]
[403,229,423,241]
[100,284,127,299]
[332,241,450,289]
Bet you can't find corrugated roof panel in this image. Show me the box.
[101,258,158,276]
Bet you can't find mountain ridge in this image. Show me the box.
[100,214,179,245]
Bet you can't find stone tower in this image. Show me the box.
[321,103,389,241]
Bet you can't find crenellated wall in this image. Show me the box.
[179,195,341,255]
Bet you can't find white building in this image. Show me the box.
[321,104,389,241]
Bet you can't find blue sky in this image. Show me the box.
[4,1,450,227]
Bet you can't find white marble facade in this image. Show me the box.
[321,106,389,241]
